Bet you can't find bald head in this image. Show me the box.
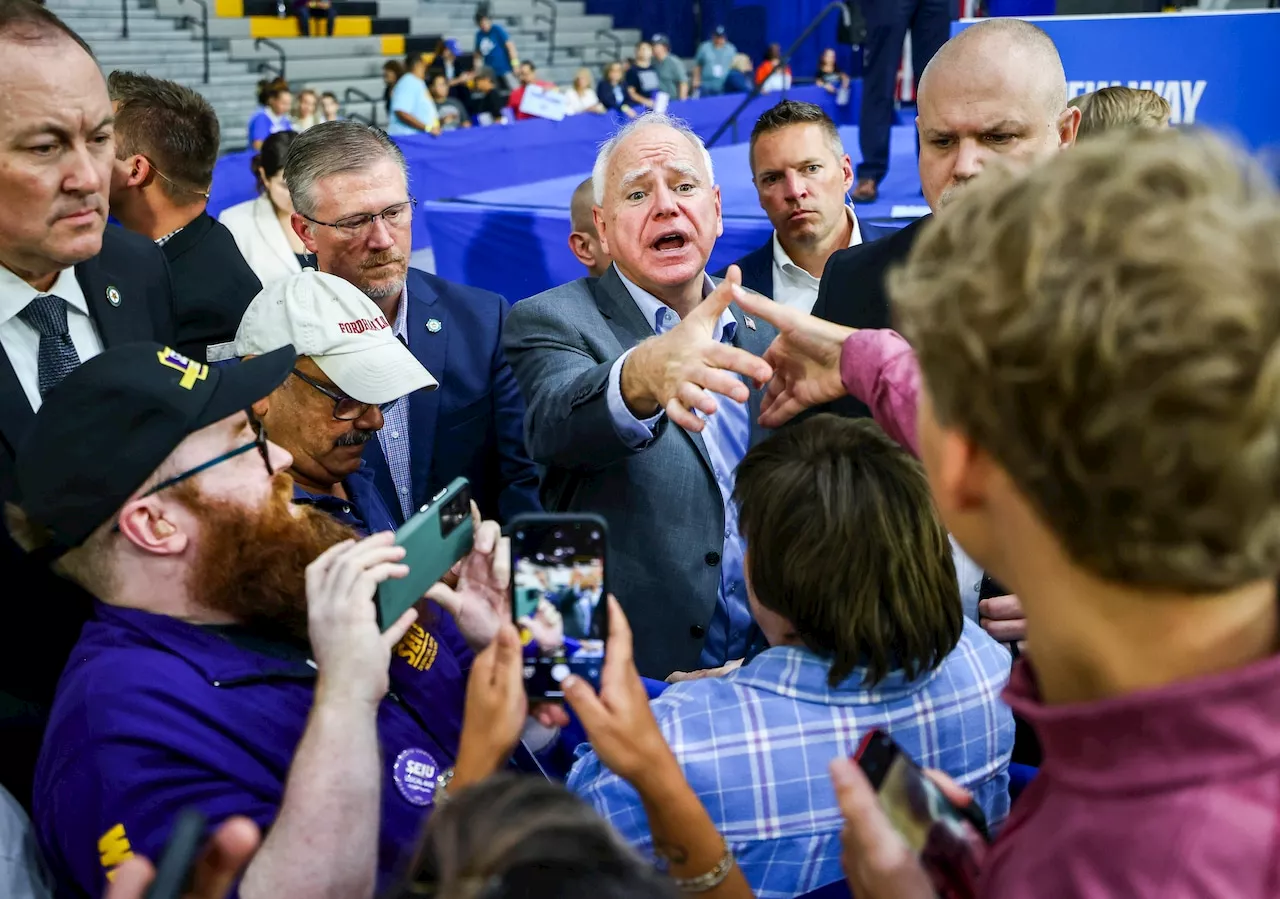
[915,18,1078,211]
[920,19,1066,116]
[568,176,611,278]
[570,177,596,234]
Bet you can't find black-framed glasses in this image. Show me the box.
[292,368,397,421]
[300,197,417,238]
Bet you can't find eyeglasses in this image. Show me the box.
[139,414,273,501]
[292,368,397,421]
[143,157,212,200]
[111,414,273,534]
[300,198,417,239]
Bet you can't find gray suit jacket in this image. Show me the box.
[503,266,777,678]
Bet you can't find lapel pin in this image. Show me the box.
[106,286,121,307]
[744,315,757,331]
[426,318,442,333]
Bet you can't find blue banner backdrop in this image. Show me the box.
[208,85,860,251]
[955,11,1280,151]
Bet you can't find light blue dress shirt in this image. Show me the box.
[376,290,414,521]
[604,269,754,669]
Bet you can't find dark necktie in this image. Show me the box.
[19,294,82,398]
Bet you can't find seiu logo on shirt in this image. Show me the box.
[1067,79,1207,124]
[97,823,134,882]
[396,623,439,672]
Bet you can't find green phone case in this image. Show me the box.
[375,477,474,630]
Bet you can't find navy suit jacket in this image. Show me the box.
[363,268,541,525]
[719,219,890,299]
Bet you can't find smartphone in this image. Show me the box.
[144,808,207,899]
[375,478,475,631]
[855,729,989,899]
[508,514,608,699]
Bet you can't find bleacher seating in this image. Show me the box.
[49,0,654,154]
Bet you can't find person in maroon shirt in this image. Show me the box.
[818,127,1280,898]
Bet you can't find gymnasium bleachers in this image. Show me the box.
[48,0,646,153]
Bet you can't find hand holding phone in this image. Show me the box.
[143,808,207,899]
[508,514,609,699]
[375,478,474,631]
[854,730,988,899]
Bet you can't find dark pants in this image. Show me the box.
[856,0,953,184]
[297,4,336,36]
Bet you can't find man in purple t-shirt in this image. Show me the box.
[9,343,537,898]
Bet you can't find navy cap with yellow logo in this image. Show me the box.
[14,342,296,551]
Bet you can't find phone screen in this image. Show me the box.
[511,518,607,699]
[857,731,987,899]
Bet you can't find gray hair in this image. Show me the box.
[283,120,408,217]
[591,113,715,206]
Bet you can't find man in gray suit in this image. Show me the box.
[504,114,776,679]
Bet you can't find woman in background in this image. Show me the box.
[564,67,605,115]
[755,43,791,93]
[382,59,405,114]
[292,88,320,130]
[596,61,636,119]
[723,53,753,94]
[247,78,293,150]
[816,47,850,95]
[218,131,310,288]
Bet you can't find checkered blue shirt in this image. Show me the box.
[377,290,415,521]
[567,618,1014,899]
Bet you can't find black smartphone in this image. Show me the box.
[375,478,474,631]
[144,808,207,899]
[855,729,988,899]
[508,514,608,700]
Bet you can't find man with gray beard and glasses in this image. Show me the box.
[282,121,541,526]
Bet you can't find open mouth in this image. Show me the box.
[652,232,687,253]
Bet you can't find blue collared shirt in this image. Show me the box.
[291,461,398,536]
[604,269,753,668]
[568,619,1015,899]
[376,292,415,522]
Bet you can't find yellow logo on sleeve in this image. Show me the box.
[157,347,209,390]
[395,623,439,672]
[98,823,135,882]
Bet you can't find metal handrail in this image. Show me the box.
[347,111,373,126]
[178,0,210,84]
[120,0,129,39]
[531,0,557,65]
[595,28,621,63]
[254,37,288,81]
[706,1,848,148]
[344,87,380,127]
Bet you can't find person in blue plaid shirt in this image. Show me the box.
[568,415,1014,899]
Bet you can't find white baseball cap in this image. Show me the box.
[234,270,437,403]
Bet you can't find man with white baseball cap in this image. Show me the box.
[235,270,437,534]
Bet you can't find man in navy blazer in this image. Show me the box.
[284,121,541,524]
[717,100,887,307]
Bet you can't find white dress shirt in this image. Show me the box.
[0,264,104,410]
[770,205,864,314]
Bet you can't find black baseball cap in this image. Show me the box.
[713,25,727,37]
[651,33,670,46]
[14,342,296,552]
